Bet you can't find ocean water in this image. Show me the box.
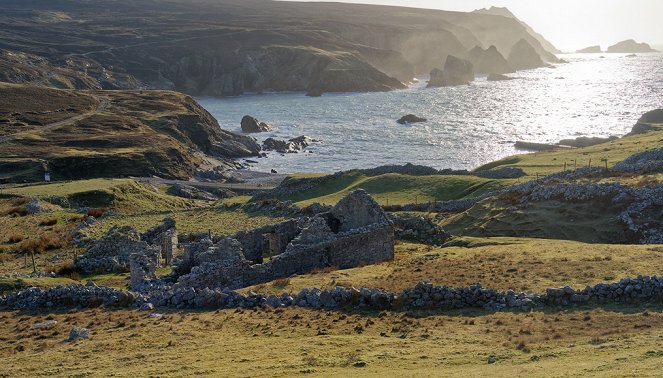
[197,53,663,174]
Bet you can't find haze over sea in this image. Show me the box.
[198,53,663,174]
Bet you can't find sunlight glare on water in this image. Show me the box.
[197,53,663,173]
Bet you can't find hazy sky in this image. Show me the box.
[287,0,663,52]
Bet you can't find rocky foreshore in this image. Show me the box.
[3,275,663,313]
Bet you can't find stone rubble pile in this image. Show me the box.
[388,214,451,245]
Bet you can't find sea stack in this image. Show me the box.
[427,55,475,87]
[507,39,546,70]
[468,45,513,74]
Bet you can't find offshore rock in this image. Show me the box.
[241,115,272,133]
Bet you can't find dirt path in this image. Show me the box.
[0,97,109,143]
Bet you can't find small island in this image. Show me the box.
[576,45,602,53]
[607,39,658,53]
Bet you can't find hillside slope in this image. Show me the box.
[0,83,259,182]
[0,0,559,96]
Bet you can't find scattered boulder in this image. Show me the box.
[241,115,272,133]
[33,320,57,330]
[25,197,49,214]
[607,39,658,53]
[507,39,546,70]
[397,114,427,124]
[487,73,514,81]
[68,327,89,341]
[427,55,475,87]
[468,45,513,74]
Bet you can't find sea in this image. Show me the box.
[197,53,663,174]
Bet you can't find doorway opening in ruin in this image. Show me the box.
[261,231,281,262]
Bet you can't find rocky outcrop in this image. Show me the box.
[241,116,272,133]
[576,45,602,53]
[0,85,261,182]
[168,184,218,201]
[487,73,514,81]
[628,109,663,135]
[507,39,546,70]
[558,136,617,148]
[427,55,474,87]
[397,114,427,124]
[607,40,658,53]
[262,136,317,154]
[468,45,513,74]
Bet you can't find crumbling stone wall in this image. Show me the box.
[173,190,395,290]
[231,219,303,263]
[129,248,160,290]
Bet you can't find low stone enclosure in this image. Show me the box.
[160,189,395,291]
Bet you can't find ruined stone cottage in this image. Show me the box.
[77,218,178,274]
[172,189,394,290]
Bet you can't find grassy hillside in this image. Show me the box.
[474,123,663,177]
[0,0,557,96]
[440,197,630,244]
[271,171,513,206]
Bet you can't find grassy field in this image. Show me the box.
[2,238,663,376]
[274,171,513,206]
[1,301,662,376]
